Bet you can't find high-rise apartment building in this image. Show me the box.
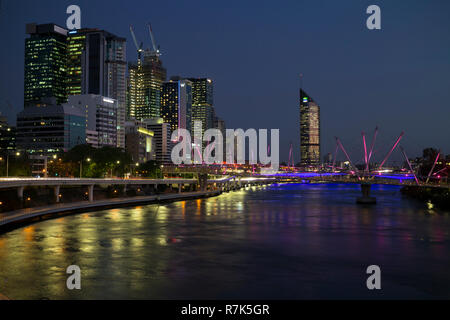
[24,23,68,106]
[127,54,166,120]
[299,89,320,166]
[161,78,192,137]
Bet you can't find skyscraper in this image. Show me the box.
[127,53,166,120]
[188,78,214,136]
[24,23,68,106]
[299,89,320,166]
[161,78,192,137]
[67,29,127,149]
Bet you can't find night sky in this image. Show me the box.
[0,0,449,163]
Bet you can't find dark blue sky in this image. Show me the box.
[1,0,449,163]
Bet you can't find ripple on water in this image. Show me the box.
[0,183,448,299]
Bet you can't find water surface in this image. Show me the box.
[0,183,449,299]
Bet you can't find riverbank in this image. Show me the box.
[401,185,450,210]
[0,190,221,233]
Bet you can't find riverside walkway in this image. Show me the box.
[0,190,221,229]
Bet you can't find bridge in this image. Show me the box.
[0,176,275,203]
[0,175,276,229]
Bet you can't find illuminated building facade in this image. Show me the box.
[67,29,127,149]
[299,89,320,166]
[68,95,118,148]
[127,53,166,120]
[16,102,86,155]
[0,115,16,153]
[24,23,68,106]
[125,120,155,164]
[188,78,214,136]
[144,118,172,164]
[161,78,192,137]
[66,31,85,96]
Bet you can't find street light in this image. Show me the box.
[80,158,92,178]
[133,162,140,177]
[1,151,21,177]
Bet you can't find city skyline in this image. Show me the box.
[1,0,450,163]
[0,1,449,303]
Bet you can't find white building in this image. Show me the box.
[68,94,118,148]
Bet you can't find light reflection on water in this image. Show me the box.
[0,183,449,299]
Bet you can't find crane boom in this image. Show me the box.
[129,25,140,51]
[148,23,157,52]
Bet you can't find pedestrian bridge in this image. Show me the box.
[271,172,449,188]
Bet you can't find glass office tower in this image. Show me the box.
[299,89,320,166]
[67,29,127,148]
[188,78,214,136]
[161,78,192,136]
[24,23,68,106]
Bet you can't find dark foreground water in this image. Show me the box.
[0,183,449,299]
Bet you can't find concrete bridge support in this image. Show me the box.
[54,185,60,203]
[198,174,208,192]
[357,183,376,204]
[17,186,24,202]
[88,185,94,202]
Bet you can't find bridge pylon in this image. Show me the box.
[356,182,376,205]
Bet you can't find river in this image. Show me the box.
[0,183,449,299]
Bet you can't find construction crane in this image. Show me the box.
[129,25,144,60]
[147,23,161,57]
